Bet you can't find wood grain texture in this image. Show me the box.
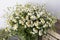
[55,19,60,34]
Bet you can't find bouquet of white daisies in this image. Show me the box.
[0,3,57,40]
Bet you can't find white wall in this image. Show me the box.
[0,0,60,29]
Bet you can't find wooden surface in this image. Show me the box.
[47,30,60,40]
[55,20,60,34]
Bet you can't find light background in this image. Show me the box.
[0,0,60,29]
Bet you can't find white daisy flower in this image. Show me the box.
[49,24,52,27]
[26,16,29,20]
[36,26,40,29]
[26,20,31,27]
[34,21,41,29]
[47,16,52,21]
[24,25,27,28]
[30,15,37,20]
[3,38,5,40]
[44,31,47,34]
[28,13,32,15]
[33,6,36,10]
[12,18,17,23]
[46,22,52,27]
[37,13,40,18]
[21,17,24,19]
[19,20,22,24]
[48,18,52,21]
[30,21,34,27]
[21,17,26,21]
[13,24,18,30]
[15,16,19,19]
[34,21,39,27]
[48,12,51,15]
[39,30,42,36]
[30,32,35,34]
[5,27,10,32]
[19,20,24,25]
[9,15,13,20]
[15,11,20,16]
[52,20,57,24]
[40,18,45,24]
[43,24,48,28]
[33,28,38,33]
[39,11,44,15]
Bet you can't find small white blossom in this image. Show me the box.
[15,16,19,19]
[36,26,40,29]
[40,18,45,24]
[34,21,41,29]
[26,20,31,27]
[47,17,52,21]
[49,18,52,21]
[43,24,48,28]
[30,32,35,34]
[3,38,5,40]
[15,12,20,16]
[24,25,27,28]
[46,22,52,27]
[28,13,32,15]
[33,6,36,10]
[10,15,13,20]
[26,16,29,20]
[13,24,18,30]
[19,20,24,25]
[30,21,34,27]
[39,30,42,36]
[48,12,51,15]
[52,20,57,24]
[30,15,37,20]
[21,17,24,19]
[49,24,52,27]
[33,28,38,33]
[40,11,44,15]
[19,20,22,24]
[37,13,40,18]
[12,18,17,23]
[5,27,10,32]
[21,17,26,22]
[44,31,46,34]
[37,12,44,18]
[34,23,38,26]
[34,21,39,27]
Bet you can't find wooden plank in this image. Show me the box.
[48,30,60,40]
[55,19,60,34]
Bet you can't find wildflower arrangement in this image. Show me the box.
[0,3,57,40]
